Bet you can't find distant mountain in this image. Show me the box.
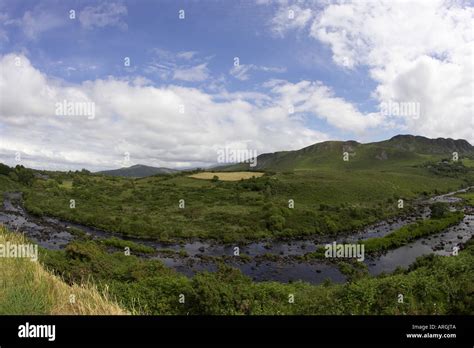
[97,165,179,178]
[217,135,474,172]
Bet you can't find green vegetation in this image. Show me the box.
[0,174,20,195]
[456,189,474,205]
[39,234,474,315]
[361,212,464,252]
[101,237,156,254]
[13,163,471,243]
[1,135,473,243]
[0,135,473,315]
[430,202,449,219]
[189,171,265,181]
[423,161,470,178]
[0,226,127,315]
[337,260,369,282]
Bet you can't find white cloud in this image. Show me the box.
[267,80,382,133]
[230,64,286,81]
[5,7,65,40]
[146,49,212,82]
[0,12,9,42]
[269,5,313,37]
[173,63,209,82]
[0,54,332,171]
[177,51,197,60]
[267,0,473,142]
[79,3,128,30]
[309,0,474,142]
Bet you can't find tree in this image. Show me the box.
[14,165,34,186]
[0,163,11,176]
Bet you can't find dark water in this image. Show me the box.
[1,188,472,284]
[366,213,473,274]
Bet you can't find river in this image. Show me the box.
[0,188,472,284]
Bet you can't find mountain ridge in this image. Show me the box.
[97,164,179,178]
[217,134,474,172]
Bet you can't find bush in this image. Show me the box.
[430,202,448,219]
[267,215,285,232]
[0,163,11,176]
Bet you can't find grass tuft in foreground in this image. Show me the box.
[0,225,128,315]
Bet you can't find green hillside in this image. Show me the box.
[220,135,474,172]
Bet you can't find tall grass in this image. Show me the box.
[0,225,128,315]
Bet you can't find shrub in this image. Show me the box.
[430,202,448,219]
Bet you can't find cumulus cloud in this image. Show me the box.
[0,54,336,171]
[266,79,382,133]
[309,0,474,142]
[267,0,474,142]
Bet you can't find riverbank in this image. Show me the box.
[1,188,473,284]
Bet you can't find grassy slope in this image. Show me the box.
[221,135,473,172]
[0,226,128,315]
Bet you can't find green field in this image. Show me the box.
[16,166,468,243]
[3,154,472,243]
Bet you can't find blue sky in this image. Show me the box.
[2,1,369,97]
[0,0,472,170]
